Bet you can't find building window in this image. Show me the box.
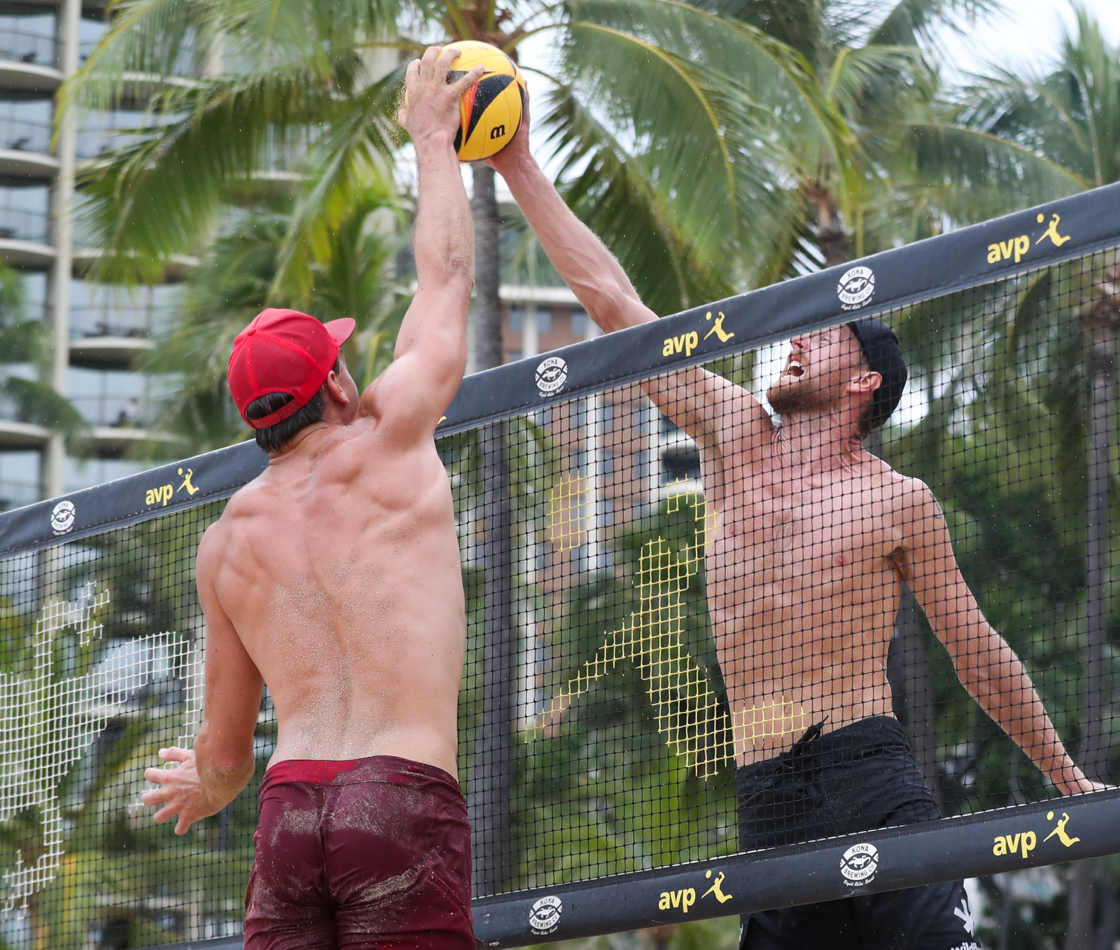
[509,308,552,335]
[571,310,589,338]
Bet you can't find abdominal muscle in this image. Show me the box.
[713,597,897,767]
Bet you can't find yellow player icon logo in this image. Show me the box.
[703,311,736,344]
[177,467,200,496]
[1043,811,1080,847]
[1035,213,1071,247]
[702,870,733,904]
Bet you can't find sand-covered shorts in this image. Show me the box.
[244,755,474,950]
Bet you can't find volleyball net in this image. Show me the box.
[1,184,1120,949]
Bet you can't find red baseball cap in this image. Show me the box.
[228,309,356,429]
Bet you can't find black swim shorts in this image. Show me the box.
[736,716,982,950]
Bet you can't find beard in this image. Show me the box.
[767,376,822,416]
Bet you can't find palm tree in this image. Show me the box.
[138,184,407,457]
[0,261,88,462]
[934,14,1120,946]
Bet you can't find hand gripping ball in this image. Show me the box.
[446,41,526,162]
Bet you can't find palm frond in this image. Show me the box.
[538,82,734,314]
[870,0,1002,50]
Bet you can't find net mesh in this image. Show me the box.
[0,248,1118,947]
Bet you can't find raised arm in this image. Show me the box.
[357,47,485,444]
[142,524,262,833]
[488,97,769,453]
[901,480,1098,795]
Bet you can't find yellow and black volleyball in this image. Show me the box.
[447,41,525,163]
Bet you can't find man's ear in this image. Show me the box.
[847,370,881,395]
[322,370,351,408]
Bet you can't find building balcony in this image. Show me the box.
[0,234,54,267]
[0,418,165,459]
[68,335,156,370]
[0,417,49,449]
[0,60,62,94]
[0,146,57,179]
[72,247,199,281]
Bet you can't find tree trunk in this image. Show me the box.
[805,185,850,269]
[466,162,516,895]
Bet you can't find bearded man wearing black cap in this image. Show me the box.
[489,107,1100,950]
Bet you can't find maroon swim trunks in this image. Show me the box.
[244,755,473,950]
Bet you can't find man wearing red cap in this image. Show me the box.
[488,102,1100,949]
[140,46,484,950]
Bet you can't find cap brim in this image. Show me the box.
[325,318,356,346]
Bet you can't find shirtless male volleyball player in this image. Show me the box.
[140,47,483,950]
[489,105,1099,950]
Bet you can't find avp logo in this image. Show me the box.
[662,310,736,358]
[986,212,1072,265]
[658,868,734,915]
[144,467,201,508]
[993,810,1081,859]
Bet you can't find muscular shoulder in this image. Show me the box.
[196,515,231,587]
[884,474,946,535]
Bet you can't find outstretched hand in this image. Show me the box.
[486,81,532,175]
[142,746,217,836]
[398,46,484,147]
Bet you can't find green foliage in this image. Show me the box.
[137,184,409,456]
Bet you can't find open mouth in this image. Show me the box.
[784,357,805,379]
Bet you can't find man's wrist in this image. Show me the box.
[412,127,457,155]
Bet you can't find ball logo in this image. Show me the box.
[840,842,879,886]
[528,895,562,935]
[50,500,76,537]
[837,265,875,311]
[535,356,568,396]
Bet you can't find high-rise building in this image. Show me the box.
[0,0,182,511]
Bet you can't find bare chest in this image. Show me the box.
[709,465,901,592]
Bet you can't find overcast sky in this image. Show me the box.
[936,0,1120,78]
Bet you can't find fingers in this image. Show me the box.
[448,64,485,97]
[158,746,190,764]
[174,815,193,836]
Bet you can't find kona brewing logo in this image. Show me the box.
[528,895,562,935]
[144,467,201,508]
[836,266,875,311]
[840,842,879,886]
[535,356,568,396]
[986,212,1071,266]
[50,500,76,536]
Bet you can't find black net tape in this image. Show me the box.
[0,191,1119,949]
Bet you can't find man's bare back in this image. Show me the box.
[142,45,486,835]
[198,414,465,775]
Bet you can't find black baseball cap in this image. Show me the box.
[847,319,907,429]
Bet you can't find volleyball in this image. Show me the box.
[446,40,525,162]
